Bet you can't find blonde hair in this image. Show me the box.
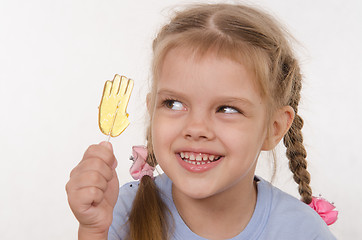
[127,3,312,239]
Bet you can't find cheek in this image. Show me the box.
[151,115,174,156]
[218,120,267,150]
[152,115,169,139]
[151,119,172,171]
[151,118,162,150]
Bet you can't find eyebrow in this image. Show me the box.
[157,89,256,107]
[157,89,184,97]
[220,97,255,107]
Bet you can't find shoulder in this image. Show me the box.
[108,180,139,240]
[257,177,336,240]
[108,174,171,240]
[115,173,170,211]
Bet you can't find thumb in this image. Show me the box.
[99,141,113,151]
[99,141,117,169]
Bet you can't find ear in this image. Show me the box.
[262,106,295,151]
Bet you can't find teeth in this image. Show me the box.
[184,160,212,165]
[179,151,222,163]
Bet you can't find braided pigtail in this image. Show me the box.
[126,128,170,240]
[284,113,312,204]
[282,64,312,204]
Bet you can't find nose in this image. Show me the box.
[182,111,215,141]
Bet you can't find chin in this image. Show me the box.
[174,178,222,200]
[183,188,214,200]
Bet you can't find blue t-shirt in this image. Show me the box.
[108,174,336,239]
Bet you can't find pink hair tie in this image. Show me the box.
[129,146,155,180]
[308,196,338,225]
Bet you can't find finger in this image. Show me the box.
[102,80,112,99]
[82,143,117,170]
[111,74,121,95]
[123,79,134,110]
[71,170,109,192]
[118,79,133,113]
[69,187,105,214]
[111,115,129,137]
[103,169,119,207]
[123,79,134,106]
[118,76,129,96]
[71,158,114,182]
[99,141,113,151]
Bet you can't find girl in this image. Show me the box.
[66,3,337,240]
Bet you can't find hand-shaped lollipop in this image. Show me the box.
[99,74,134,139]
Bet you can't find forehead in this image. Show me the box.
[157,47,263,103]
[152,30,272,101]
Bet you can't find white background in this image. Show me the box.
[0,0,361,239]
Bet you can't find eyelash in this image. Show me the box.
[161,98,243,115]
[217,105,243,114]
[161,98,185,110]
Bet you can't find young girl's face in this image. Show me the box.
[151,47,270,199]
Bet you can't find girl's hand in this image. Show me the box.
[66,141,119,239]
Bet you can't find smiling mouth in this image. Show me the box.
[178,151,222,165]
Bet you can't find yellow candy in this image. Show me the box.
[98,74,134,137]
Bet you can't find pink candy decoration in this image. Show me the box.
[129,146,155,180]
[308,196,338,225]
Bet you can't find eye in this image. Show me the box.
[217,105,241,114]
[163,99,186,111]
